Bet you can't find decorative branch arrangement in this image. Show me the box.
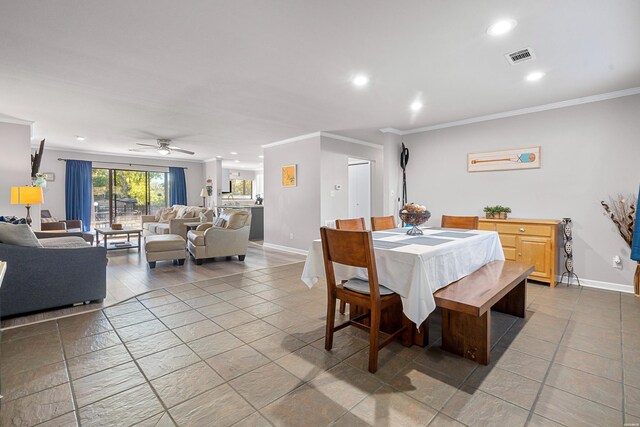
[601,194,637,247]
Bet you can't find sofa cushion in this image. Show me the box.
[0,223,43,247]
[155,224,170,234]
[226,210,250,230]
[145,234,185,251]
[187,230,205,246]
[159,210,177,223]
[40,236,89,248]
[212,217,227,228]
[154,208,168,221]
[41,217,59,223]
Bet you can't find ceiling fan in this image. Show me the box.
[129,139,194,156]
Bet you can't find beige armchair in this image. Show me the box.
[187,209,252,264]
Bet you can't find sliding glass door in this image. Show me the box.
[92,168,168,229]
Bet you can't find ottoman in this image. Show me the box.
[145,234,186,269]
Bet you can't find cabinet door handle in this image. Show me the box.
[518,253,522,257]
[519,227,526,232]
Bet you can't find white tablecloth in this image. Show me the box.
[301,227,505,326]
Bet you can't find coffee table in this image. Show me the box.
[95,228,143,252]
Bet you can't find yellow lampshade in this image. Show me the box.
[199,188,207,198]
[10,186,44,205]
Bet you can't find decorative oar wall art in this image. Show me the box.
[468,146,541,172]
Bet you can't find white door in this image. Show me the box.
[348,161,371,223]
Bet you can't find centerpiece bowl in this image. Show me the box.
[399,207,431,236]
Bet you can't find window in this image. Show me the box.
[230,179,252,198]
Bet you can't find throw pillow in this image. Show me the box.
[226,210,249,229]
[212,217,227,228]
[41,217,58,223]
[0,223,43,247]
[154,208,166,221]
[159,210,177,223]
[199,212,207,223]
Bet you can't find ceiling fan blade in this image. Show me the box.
[171,148,195,155]
[129,148,156,152]
[136,142,159,147]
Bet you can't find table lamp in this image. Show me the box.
[10,186,44,226]
[199,188,207,207]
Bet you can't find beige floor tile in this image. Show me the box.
[125,330,183,359]
[151,361,224,408]
[214,289,252,301]
[169,383,254,427]
[228,294,268,309]
[206,344,270,380]
[229,362,303,408]
[442,385,529,426]
[188,330,244,359]
[534,385,623,426]
[212,310,258,329]
[545,364,622,410]
[283,320,326,344]
[104,300,146,318]
[73,361,146,407]
[200,283,236,293]
[389,362,461,411]
[1,361,69,402]
[182,293,223,309]
[1,332,65,375]
[251,330,307,360]
[36,411,79,427]
[67,343,132,380]
[138,289,171,301]
[134,412,175,427]
[107,309,156,329]
[625,384,640,418]
[465,365,541,410]
[117,319,168,342]
[331,412,371,427]
[137,344,201,380]
[345,347,413,384]
[171,288,211,301]
[159,309,206,329]
[493,347,550,382]
[350,385,437,426]
[527,414,564,427]
[311,330,369,361]
[79,383,164,427]
[554,345,622,382]
[427,413,466,427]
[411,346,478,382]
[63,329,122,358]
[309,363,383,412]
[197,301,239,318]
[0,383,74,427]
[276,345,341,381]
[1,320,58,343]
[171,318,223,342]
[140,294,181,309]
[498,330,558,360]
[261,384,346,426]
[229,319,280,343]
[561,329,622,360]
[231,412,271,427]
[148,301,192,318]
[59,317,113,342]
[243,301,285,318]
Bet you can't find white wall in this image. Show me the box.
[319,136,383,228]
[403,94,640,289]
[0,121,35,222]
[264,135,322,251]
[37,149,206,218]
[383,133,402,216]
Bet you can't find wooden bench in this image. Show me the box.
[433,260,534,364]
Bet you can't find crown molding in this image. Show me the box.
[261,132,322,148]
[0,114,33,126]
[261,131,382,149]
[36,145,206,164]
[380,86,640,136]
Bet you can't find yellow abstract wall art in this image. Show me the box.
[281,164,297,187]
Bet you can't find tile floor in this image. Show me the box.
[1,262,639,426]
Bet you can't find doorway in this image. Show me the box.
[348,159,371,225]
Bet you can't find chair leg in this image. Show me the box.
[339,300,346,314]
[325,294,337,351]
[368,308,381,373]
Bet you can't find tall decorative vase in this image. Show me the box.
[558,218,581,287]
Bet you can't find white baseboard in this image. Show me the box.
[555,275,633,294]
[262,242,308,256]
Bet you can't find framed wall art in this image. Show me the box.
[468,146,540,172]
[281,164,297,187]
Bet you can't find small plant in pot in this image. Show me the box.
[483,205,512,219]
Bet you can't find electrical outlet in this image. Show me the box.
[289,232,294,240]
[612,255,622,269]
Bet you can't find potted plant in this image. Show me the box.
[483,205,512,219]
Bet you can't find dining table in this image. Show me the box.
[301,226,505,328]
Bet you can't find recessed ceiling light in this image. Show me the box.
[487,19,517,36]
[410,101,423,112]
[76,136,85,141]
[216,155,223,158]
[258,155,264,158]
[352,74,369,87]
[230,152,238,155]
[234,160,240,163]
[525,71,545,82]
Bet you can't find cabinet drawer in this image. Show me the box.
[496,223,551,237]
[499,234,517,247]
[478,222,496,231]
[503,247,517,261]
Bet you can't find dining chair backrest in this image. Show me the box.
[441,215,479,230]
[371,216,396,231]
[319,227,381,300]
[335,217,366,231]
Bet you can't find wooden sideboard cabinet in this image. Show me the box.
[479,218,561,287]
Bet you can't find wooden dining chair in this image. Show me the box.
[335,217,366,231]
[371,216,396,231]
[334,217,366,314]
[441,215,479,230]
[320,227,410,373]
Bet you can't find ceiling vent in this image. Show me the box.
[505,48,535,65]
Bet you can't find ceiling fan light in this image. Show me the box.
[158,147,171,155]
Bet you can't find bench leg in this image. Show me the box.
[412,319,429,347]
[441,308,490,365]
[493,279,526,318]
